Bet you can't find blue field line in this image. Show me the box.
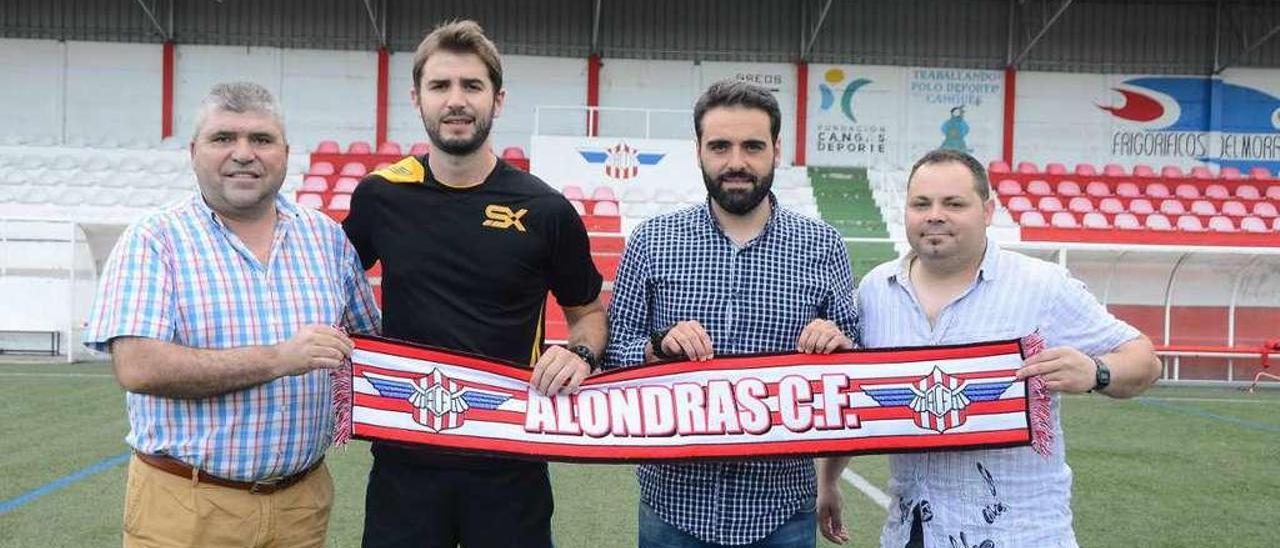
[1138,398,1280,434]
[0,452,130,515]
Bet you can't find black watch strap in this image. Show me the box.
[650,327,675,360]
[568,345,600,372]
[1091,356,1112,393]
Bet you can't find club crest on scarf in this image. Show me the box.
[865,366,1013,433]
[364,368,512,432]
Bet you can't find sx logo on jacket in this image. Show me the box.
[482,205,528,232]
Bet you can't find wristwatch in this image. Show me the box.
[1090,356,1111,393]
[568,345,600,373]
[649,327,675,361]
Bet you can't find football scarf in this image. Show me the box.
[333,334,1048,462]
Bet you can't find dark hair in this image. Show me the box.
[412,20,503,92]
[908,149,991,201]
[693,80,781,142]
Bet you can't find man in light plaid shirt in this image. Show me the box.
[604,80,860,547]
[83,82,379,548]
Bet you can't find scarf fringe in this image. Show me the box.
[1021,332,1053,458]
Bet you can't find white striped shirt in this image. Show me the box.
[857,240,1139,548]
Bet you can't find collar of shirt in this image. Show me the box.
[696,193,780,249]
[885,236,1003,290]
[190,193,298,267]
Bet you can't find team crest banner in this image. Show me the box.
[343,335,1034,462]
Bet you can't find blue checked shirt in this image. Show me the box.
[604,197,860,545]
[858,240,1139,548]
[83,195,380,482]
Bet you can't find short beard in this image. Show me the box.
[703,167,774,215]
[422,106,493,157]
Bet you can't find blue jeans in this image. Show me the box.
[638,499,817,548]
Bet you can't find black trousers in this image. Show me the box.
[361,453,554,548]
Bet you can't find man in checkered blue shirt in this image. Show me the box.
[604,80,861,547]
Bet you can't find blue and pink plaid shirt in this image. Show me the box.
[84,194,380,482]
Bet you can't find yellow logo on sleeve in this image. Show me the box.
[482,205,528,232]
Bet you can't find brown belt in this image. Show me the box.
[134,452,323,495]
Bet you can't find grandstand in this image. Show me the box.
[2,1,1280,546]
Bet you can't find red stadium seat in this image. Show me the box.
[1236,185,1261,200]
[328,194,352,211]
[1103,164,1127,177]
[1082,212,1109,229]
[1161,165,1184,178]
[1068,197,1094,213]
[1045,162,1067,175]
[591,186,618,202]
[1133,164,1156,178]
[1190,166,1214,179]
[1038,196,1064,212]
[1219,166,1241,179]
[1050,212,1079,228]
[315,140,340,154]
[1057,180,1081,196]
[1145,213,1173,231]
[1006,196,1033,212]
[1249,166,1272,180]
[1085,181,1111,197]
[1016,161,1039,174]
[568,199,586,215]
[1019,211,1047,227]
[592,201,620,217]
[1129,199,1154,215]
[996,179,1022,195]
[297,193,324,209]
[988,160,1010,174]
[1190,200,1216,216]
[1240,216,1268,233]
[377,141,403,155]
[1074,163,1097,177]
[301,176,328,192]
[1115,182,1141,197]
[501,147,527,160]
[333,176,359,193]
[409,142,431,156]
[1207,216,1236,233]
[1174,184,1200,200]
[1145,183,1171,198]
[1114,213,1141,230]
[1268,186,1280,200]
[1204,184,1230,200]
[1026,180,1052,196]
[561,185,586,200]
[1253,202,1278,218]
[1175,215,1205,232]
[1221,200,1248,217]
[307,162,335,176]
[1099,197,1125,214]
[1275,218,1280,231]
[340,162,367,177]
[347,141,372,154]
[1159,199,1186,215]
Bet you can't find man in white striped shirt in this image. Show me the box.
[816,149,1161,547]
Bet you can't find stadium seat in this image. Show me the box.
[1082,212,1109,229]
[1275,217,1280,231]
[996,179,1022,195]
[1236,185,1261,200]
[1019,211,1047,227]
[568,199,586,215]
[988,160,1010,174]
[297,193,324,209]
[1115,182,1141,197]
[1240,216,1268,233]
[1068,197,1094,213]
[1161,166,1184,178]
[1085,181,1111,197]
[1221,201,1248,217]
[315,140,340,154]
[1219,166,1241,179]
[1057,180,1081,196]
[347,141,372,154]
[409,142,431,156]
[1103,164,1127,177]
[1207,216,1236,233]
[561,185,586,200]
[340,162,367,177]
[591,186,618,202]
[1174,184,1200,200]
[1190,166,1214,179]
[1204,184,1230,199]
[328,194,352,211]
[301,176,328,192]
[1016,161,1039,174]
[1249,166,1272,180]
[307,162,335,176]
[1026,179,1052,196]
[1175,215,1205,232]
[1114,213,1141,230]
[1268,186,1280,200]
[501,147,527,160]
[592,201,620,217]
[1038,196,1064,212]
[1099,197,1125,214]
[1145,213,1173,231]
[377,141,403,156]
[1253,202,1278,218]
[1128,199,1154,215]
[1159,200,1186,215]
[1006,196,1033,213]
[1074,163,1097,177]
[1045,162,1067,175]
[1133,164,1156,178]
[374,162,391,170]
[1145,183,1171,198]
[1050,212,1079,228]
[333,176,359,193]
[1190,200,1216,216]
